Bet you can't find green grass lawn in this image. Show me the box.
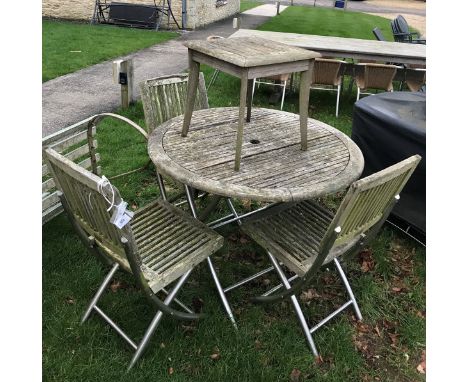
[42,20,178,82]
[258,5,395,41]
[43,7,425,382]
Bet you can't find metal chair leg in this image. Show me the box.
[184,185,238,329]
[336,84,341,117]
[280,81,287,110]
[128,269,193,371]
[334,258,362,321]
[268,252,319,357]
[81,263,120,324]
[207,257,238,329]
[356,87,361,101]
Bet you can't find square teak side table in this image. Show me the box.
[181,37,321,171]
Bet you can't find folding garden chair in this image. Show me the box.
[354,63,399,101]
[43,146,224,370]
[140,72,209,201]
[310,58,347,117]
[240,155,421,358]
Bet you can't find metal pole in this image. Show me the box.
[128,270,193,371]
[81,263,120,324]
[334,258,363,320]
[184,186,238,329]
[268,252,319,356]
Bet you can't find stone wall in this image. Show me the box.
[42,0,239,29]
[186,0,240,29]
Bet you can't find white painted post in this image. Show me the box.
[112,59,134,109]
[233,17,240,29]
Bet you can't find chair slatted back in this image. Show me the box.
[356,63,398,91]
[395,15,411,35]
[372,27,386,42]
[312,58,346,86]
[326,155,421,247]
[140,73,209,134]
[44,147,131,268]
[405,68,426,92]
[42,117,101,224]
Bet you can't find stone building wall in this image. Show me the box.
[42,0,239,29]
[186,1,240,29]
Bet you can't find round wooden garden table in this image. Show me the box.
[148,107,364,202]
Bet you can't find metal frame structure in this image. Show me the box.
[92,0,180,30]
[252,77,289,111]
[171,156,420,357]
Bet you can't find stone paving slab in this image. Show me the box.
[243,4,288,16]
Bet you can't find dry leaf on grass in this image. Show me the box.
[168,367,174,375]
[289,368,302,382]
[210,353,221,361]
[416,350,426,374]
[65,296,75,305]
[110,280,125,292]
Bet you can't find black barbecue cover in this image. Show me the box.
[351,91,426,233]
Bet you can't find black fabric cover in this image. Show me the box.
[351,92,426,232]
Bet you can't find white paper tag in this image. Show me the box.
[110,201,134,229]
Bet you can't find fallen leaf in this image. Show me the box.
[110,280,123,292]
[416,350,426,374]
[210,353,221,361]
[300,288,320,302]
[168,367,174,375]
[290,368,302,382]
[160,342,166,349]
[65,296,75,305]
[388,332,399,347]
[315,355,324,365]
[374,326,382,337]
[262,278,271,286]
[417,361,425,374]
[254,339,262,350]
[131,204,138,210]
[192,297,204,313]
[239,236,249,244]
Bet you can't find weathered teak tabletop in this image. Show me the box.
[230,29,426,66]
[182,37,321,171]
[149,107,364,202]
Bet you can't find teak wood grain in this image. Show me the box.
[230,29,426,66]
[148,107,364,202]
[182,37,321,170]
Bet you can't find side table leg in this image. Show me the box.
[182,50,200,137]
[299,60,314,150]
[234,70,249,171]
[246,78,254,123]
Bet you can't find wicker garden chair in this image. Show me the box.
[43,146,224,370]
[354,63,399,101]
[310,58,347,117]
[405,68,426,92]
[240,155,421,358]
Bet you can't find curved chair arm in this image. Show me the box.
[121,237,203,321]
[88,112,149,140]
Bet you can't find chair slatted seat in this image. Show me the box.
[131,199,223,293]
[43,145,223,370]
[240,155,421,359]
[242,201,335,276]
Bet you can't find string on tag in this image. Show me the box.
[97,176,115,212]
